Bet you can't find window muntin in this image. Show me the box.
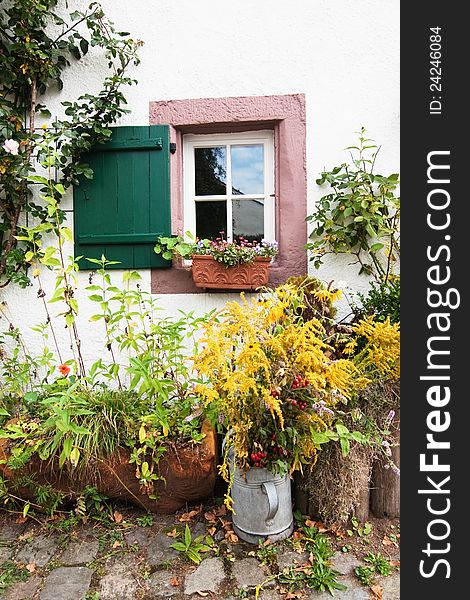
[184,131,275,243]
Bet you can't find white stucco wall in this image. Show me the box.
[1,0,399,363]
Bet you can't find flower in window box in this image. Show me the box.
[154,234,278,290]
[155,234,278,266]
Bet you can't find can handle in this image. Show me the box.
[261,481,279,522]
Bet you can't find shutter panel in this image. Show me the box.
[73,125,171,269]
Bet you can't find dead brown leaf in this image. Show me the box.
[390,560,400,568]
[15,515,28,525]
[207,526,217,536]
[305,519,328,533]
[219,518,232,530]
[370,584,383,599]
[179,507,202,522]
[25,563,36,573]
[304,519,316,527]
[113,511,123,524]
[225,531,239,543]
[213,505,227,517]
[204,511,216,522]
[166,528,179,538]
[382,535,398,548]
[169,577,180,587]
[285,592,303,599]
[112,540,122,548]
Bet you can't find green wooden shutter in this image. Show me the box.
[73,125,171,269]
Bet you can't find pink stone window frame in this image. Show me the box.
[149,94,307,293]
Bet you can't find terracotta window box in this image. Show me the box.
[191,255,271,290]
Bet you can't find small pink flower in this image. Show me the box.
[2,139,19,155]
[385,409,395,427]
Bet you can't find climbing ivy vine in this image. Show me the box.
[0,0,142,288]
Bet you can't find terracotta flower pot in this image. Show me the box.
[191,255,271,290]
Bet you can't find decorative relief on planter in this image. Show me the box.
[191,255,271,290]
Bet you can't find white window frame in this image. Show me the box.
[183,130,275,243]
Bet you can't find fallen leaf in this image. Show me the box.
[390,560,401,568]
[166,528,179,538]
[305,519,328,533]
[15,515,28,525]
[169,577,180,587]
[207,526,217,536]
[305,519,316,527]
[113,511,123,524]
[382,535,398,547]
[25,563,36,573]
[204,511,216,521]
[213,505,227,517]
[370,584,383,599]
[112,540,122,548]
[179,508,202,522]
[285,592,303,599]
[219,518,232,529]
[225,531,239,543]
[263,538,271,546]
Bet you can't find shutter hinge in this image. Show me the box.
[170,143,177,154]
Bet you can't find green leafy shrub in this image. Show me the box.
[354,277,400,324]
[306,127,400,283]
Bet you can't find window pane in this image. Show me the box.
[195,147,227,195]
[196,201,227,239]
[232,198,264,242]
[231,144,264,195]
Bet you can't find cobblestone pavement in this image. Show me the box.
[0,508,400,600]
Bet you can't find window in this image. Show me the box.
[183,131,275,243]
[149,94,307,293]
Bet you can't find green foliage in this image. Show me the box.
[0,0,142,288]
[0,260,212,505]
[0,561,30,594]
[274,520,346,596]
[170,524,212,564]
[136,513,154,528]
[306,127,400,282]
[353,277,400,324]
[31,480,66,516]
[155,233,278,267]
[355,552,394,587]
[75,486,111,519]
[327,424,368,458]
[252,540,279,566]
[363,552,393,576]
[347,516,373,538]
[354,565,375,586]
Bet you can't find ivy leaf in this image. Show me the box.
[80,39,89,55]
